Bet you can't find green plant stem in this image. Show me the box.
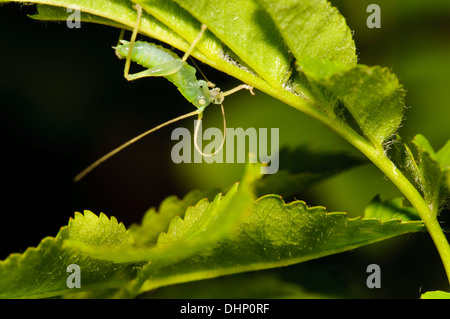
[371,152,450,285]
[333,129,450,285]
[276,91,450,286]
[425,218,450,282]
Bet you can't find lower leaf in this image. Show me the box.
[0,212,137,299]
[139,195,425,293]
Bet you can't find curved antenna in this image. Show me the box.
[194,103,226,157]
[74,109,199,182]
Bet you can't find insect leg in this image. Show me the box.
[181,24,208,62]
[214,84,255,104]
[220,84,255,99]
[123,4,143,80]
[125,60,184,81]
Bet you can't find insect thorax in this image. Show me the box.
[166,65,219,109]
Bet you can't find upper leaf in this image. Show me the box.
[24,0,189,54]
[298,61,406,148]
[256,1,406,150]
[257,0,357,66]
[170,0,292,88]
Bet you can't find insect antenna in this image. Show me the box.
[189,56,210,83]
[194,103,226,157]
[188,55,228,157]
[73,109,199,182]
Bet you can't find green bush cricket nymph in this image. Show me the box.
[74,5,254,182]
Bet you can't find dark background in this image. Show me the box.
[0,0,449,298]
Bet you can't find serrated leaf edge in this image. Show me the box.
[256,194,425,226]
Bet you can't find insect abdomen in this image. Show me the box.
[117,41,178,69]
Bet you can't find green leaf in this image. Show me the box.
[138,195,425,293]
[436,139,450,169]
[0,179,426,298]
[68,211,135,248]
[388,134,448,216]
[254,0,406,150]
[257,0,357,66]
[129,189,216,246]
[0,163,259,298]
[299,61,406,148]
[0,212,137,298]
[23,0,191,54]
[15,0,256,85]
[437,139,450,193]
[31,4,126,29]
[63,163,259,264]
[132,0,261,81]
[411,135,442,211]
[388,135,424,196]
[170,0,291,88]
[256,0,357,109]
[255,146,366,198]
[364,195,420,221]
[421,290,450,299]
